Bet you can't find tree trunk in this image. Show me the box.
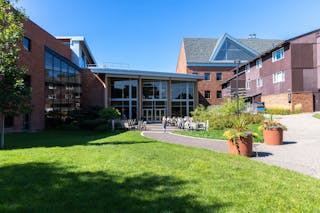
[1,114,4,149]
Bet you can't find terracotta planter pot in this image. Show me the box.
[263,128,283,145]
[227,134,253,157]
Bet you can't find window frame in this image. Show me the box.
[272,71,285,83]
[216,90,222,99]
[204,72,211,81]
[256,58,262,69]
[216,72,222,81]
[245,64,250,72]
[23,37,31,51]
[4,116,14,128]
[256,77,263,88]
[204,90,211,99]
[272,47,284,62]
[246,81,250,90]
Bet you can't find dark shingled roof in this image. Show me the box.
[184,37,283,63]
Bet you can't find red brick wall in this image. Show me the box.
[187,66,234,106]
[176,41,187,74]
[3,19,73,132]
[81,70,106,108]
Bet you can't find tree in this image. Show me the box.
[0,0,30,149]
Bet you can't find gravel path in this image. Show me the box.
[143,114,320,178]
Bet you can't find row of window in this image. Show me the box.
[45,50,81,113]
[204,90,222,99]
[246,71,285,89]
[193,72,222,81]
[245,48,285,72]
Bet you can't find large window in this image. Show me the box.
[273,71,285,83]
[44,49,81,115]
[111,79,138,120]
[171,82,194,117]
[142,80,167,99]
[272,48,284,62]
[142,80,168,122]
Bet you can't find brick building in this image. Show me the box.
[1,19,96,132]
[222,29,320,112]
[176,34,282,106]
[1,18,202,132]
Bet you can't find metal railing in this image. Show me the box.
[87,62,130,70]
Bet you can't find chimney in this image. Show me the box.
[249,33,257,39]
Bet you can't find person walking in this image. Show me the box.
[162,116,167,133]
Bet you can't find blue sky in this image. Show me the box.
[18,0,320,72]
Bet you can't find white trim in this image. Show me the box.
[272,47,284,62]
[256,58,262,69]
[204,72,211,81]
[245,64,250,72]
[256,77,263,88]
[91,68,203,80]
[246,81,250,90]
[272,71,285,83]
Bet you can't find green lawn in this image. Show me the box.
[174,124,264,142]
[313,113,320,119]
[1,130,319,212]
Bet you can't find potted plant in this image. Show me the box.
[259,115,287,145]
[223,116,257,157]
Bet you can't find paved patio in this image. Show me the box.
[252,113,320,178]
[143,113,320,178]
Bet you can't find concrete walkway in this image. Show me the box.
[252,113,320,178]
[143,131,229,153]
[143,114,320,178]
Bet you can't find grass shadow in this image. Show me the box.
[3,130,152,150]
[253,152,273,157]
[0,163,231,212]
[89,141,154,146]
[282,141,297,145]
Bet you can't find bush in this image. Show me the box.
[220,98,246,116]
[191,104,209,122]
[45,111,69,129]
[241,113,265,124]
[99,107,121,121]
[265,108,291,115]
[69,106,103,123]
[191,101,265,130]
[79,119,106,131]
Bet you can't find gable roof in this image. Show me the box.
[210,33,259,62]
[183,35,283,64]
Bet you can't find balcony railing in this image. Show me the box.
[222,87,246,98]
[87,62,130,70]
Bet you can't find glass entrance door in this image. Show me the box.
[143,109,166,122]
[143,109,153,122]
[154,109,166,122]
